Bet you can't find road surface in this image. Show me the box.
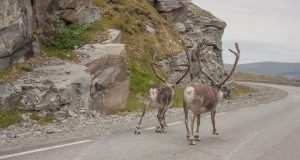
[1,83,300,160]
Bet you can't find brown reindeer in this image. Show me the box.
[135,52,190,134]
[183,40,240,145]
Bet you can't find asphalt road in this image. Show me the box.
[1,83,300,160]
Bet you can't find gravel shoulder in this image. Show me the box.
[0,83,288,153]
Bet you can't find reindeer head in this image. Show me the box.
[151,51,191,88]
[195,39,240,92]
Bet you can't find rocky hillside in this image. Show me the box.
[0,0,227,117]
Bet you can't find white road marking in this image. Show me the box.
[206,112,227,118]
[143,121,182,131]
[239,107,249,111]
[167,121,182,126]
[216,112,227,116]
[0,140,92,160]
[143,127,156,131]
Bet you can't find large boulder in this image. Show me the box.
[21,60,90,112]
[148,0,191,23]
[34,0,100,25]
[76,43,129,114]
[0,59,91,115]
[0,0,36,71]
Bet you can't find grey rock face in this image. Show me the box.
[0,29,128,115]
[148,0,191,23]
[22,63,91,112]
[37,0,100,25]
[182,4,227,82]
[0,0,36,71]
[148,0,191,12]
[150,2,227,84]
[0,0,100,71]
[0,82,21,113]
[175,22,186,33]
[76,43,129,114]
[102,29,122,44]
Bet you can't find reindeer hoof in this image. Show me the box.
[134,126,141,135]
[186,135,190,140]
[212,132,219,135]
[155,126,161,133]
[189,138,196,145]
[155,128,167,133]
[194,135,201,141]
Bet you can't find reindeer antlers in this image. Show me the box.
[151,52,167,83]
[174,51,191,85]
[151,51,190,85]
[195,40,240,87]
[195,39,217,85]
[218,42,240,87]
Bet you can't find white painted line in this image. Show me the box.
[143,121,182,131]
[216,112,227,116]
[239,107,249,111]
[143,127,156,131]
[167,121,182,126]
[0,140,92,160]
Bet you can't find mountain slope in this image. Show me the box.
[225,62,300,78]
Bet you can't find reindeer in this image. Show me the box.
[135,52,190,134]
[183,40,240,145]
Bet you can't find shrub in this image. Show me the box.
[0,110,23,128]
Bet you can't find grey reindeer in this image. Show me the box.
[183,40,240,145]
[135,52,190,134]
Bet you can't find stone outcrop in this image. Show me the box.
[0,0,100,71]
[0,0,36,71]
[76,43,129,114]
[0,29,129,115]
[148,0,191,23]
[149,1,227,83]
[34,0,100,27]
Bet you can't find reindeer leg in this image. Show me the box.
[184,100,190,140]
[189,113,197,145]
[159,108,167,133]
[156,108,165,133]
[135,101,149,135]
[211,109,219,135]
[194,114,201,141]
[162,104,170,127]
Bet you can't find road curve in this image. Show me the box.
[1,83,300,160]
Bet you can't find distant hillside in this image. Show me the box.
[225,62,300,78]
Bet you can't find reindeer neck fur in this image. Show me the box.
[149,83,174,106]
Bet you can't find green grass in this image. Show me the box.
[86,0,184,111]
[37,116,56,125]
[231,83,259,97]
[47,23,86,50]
[172,87,184,108]
[41,45,78,61]
[42,22,85,61]
[30,112,56,125]
[0,110,24,128]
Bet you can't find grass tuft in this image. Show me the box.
[231,83,258,97]
[0,110,23,128]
